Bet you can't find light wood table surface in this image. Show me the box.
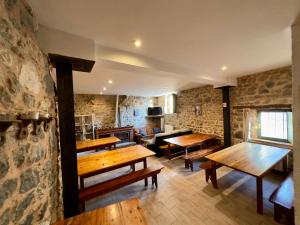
[164,133,216,158]
[77,145,155,188]
[206,142,290,214]
[52,198,148,225]
[76,137,121,153]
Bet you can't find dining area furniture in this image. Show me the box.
[52,198,148,225]
[76,136,121,153]
[77,145,162,209]
[205,142,291,214]
[163,133,217,159]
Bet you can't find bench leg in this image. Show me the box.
[211,167,218,189]
[79,202,85,212]
[131,164,136,171]
[205,169,210,182]
[274,204,282,222]
[185,160,189,169]
[143,159,148,186]
[152,175,158,188]
[190,161,194,172]
[80,177,84,189]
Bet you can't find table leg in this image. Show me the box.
[282,156,288,175]
[185,147,188,158]
[143,158,148,186]
[131,164,136,171]
[256,177,263,214]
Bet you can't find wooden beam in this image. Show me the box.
[220,86,231,148]
[55,61,80,218]
[49,54,95,72]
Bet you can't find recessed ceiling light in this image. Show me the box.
[221,66,227,71]
[103,87,107,91]
[134,39,142,48]
[108,79,113,84]
[100,91,103,95]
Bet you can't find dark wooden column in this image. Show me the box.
[49,54,95,218]
[56,62,79,218]
[221,86,231,148]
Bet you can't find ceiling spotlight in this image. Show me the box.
[103,87,107,91]
[221,66,227,71]
[100,91,103,95]
[108,79,113,84]
[134,39,142,48]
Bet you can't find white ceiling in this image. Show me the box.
[28,0,300,96]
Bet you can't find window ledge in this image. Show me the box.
[248,138,293,150]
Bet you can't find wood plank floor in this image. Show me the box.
[84,156,285,225]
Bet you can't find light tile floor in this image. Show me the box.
[85,156,285,225]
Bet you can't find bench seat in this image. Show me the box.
[183,145,223,171]
[79,165,164,209]
[269,172,294,225]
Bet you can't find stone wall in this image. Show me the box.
[0,1,61,224]
[163,86,224,139]
[74,94,117,129]
[230,66,292,144]
[74,95,160,130]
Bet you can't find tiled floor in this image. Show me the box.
[85,156,285,225]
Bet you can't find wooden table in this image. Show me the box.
[77,145,155,188]
[52,198,148,225]
[164,133,216,158]
[76,137,121,153]
[206,142,290,214]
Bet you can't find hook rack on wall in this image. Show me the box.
[18,112,40,139]
[0,115,21,147]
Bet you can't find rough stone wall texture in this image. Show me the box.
[230,66,292,144]
[74,95,160,130]
[74,94,117,129]
[0,0,62,224]
[163,86,224,139]
[119,96,159,129]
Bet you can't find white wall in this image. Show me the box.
[292,16,300,224]
[38,25,95,61]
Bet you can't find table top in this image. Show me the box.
[52,198,148,225]
[206,142,290,177]
[77,145,155,177]
[76,137,121,152]
[164,133,216,148]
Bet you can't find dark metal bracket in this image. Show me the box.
[0,115,21,147]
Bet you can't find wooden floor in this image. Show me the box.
[84,156,285,225]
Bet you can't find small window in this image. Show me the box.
[164,94,176,114]
[258,110,293,143]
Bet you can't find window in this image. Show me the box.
[258,110,293,143]
[164,94,176,114]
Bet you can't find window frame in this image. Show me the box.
[257,109,292,143]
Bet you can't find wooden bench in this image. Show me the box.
[199,160,222,188]
[269,173,294,225]
[52,198,148,225]
[79,166,164,209]
[182,145,223,171]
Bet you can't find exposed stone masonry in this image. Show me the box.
[0,0,62,224]
[230,66,292,144]
[74,95,160,130]
[163,85,224,139]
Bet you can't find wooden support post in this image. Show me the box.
[56,62,80,218]
[49,54,95,218]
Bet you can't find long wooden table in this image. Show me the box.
[52,198,148,225]
[164,133,216,158]
[76,137,121,153]
[206,142,290,214]
[77,145,155,188]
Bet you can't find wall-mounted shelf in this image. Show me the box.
[145,115,165,118]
